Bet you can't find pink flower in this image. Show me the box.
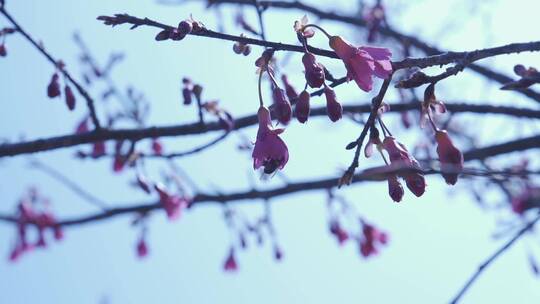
[75,117,89,134]
[295,90,310,123]
[324,86,342,122]
[64,85,76,111]
[302,53,325,88]
[329,36,392,92]
[223,249,238,272]
[359,222,388,258]
[435,130,464,185]
[272,87,292,125]
[154,183,189,220]
[252,106,289,174]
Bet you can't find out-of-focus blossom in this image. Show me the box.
[435,130,463,185]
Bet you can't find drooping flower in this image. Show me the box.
[324,86,342,122]
[302,53,325,88]
[0,43,7,57]
[64,85,76,111]
[273,245,284,261]
[435,130,464,185]
[329,36,392,92]
[329,221,349,245]
[382,136,426,197]
[364,127,381,158]
[359,222,388,258]
[272,87,292,125]
[223,248,238,272]
[295,90,311,123]
[47,73,61,98]
[136,236,149,258]
[252,106,289,174]
[154,183,189,220]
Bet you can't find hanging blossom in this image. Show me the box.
[9,190,63,262]
[223,248,238,272]
[382,136,426,197]
[359,221,388,258]
[329,220,349,245]
[435,130,464,185]
[329,36,392,92]
[421,83,446,128]
[154,183,190,220]
[252,106,289,174]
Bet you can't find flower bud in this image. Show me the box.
[435,130,464,185]
[324,86,342,122]
[242,45,251,56]
[169,29,186,41]
[405,173,426,197]
[302,53,325,88]
[47,73,61,98]
[0,43,6,57]
[232,42,244,54]
[64,85,76,111]
[387,175,404,202]
[272,87,292,125]
[178,20,193,35]
[155,30,170,41]
[295,90,310,123]
[182,87,192,105]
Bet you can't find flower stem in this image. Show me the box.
[426,110,439,132]
[303,24,332,39]
[258,68,264,107]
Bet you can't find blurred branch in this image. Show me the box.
[28,159,109,210]
[450,211,540,304]
[0,165,538,227]
[1,102,540,157]
[0,7,102,129]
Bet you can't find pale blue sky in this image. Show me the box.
[1,0,540,303]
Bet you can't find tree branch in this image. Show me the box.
[1,102,539,157]
[0,166,537,227]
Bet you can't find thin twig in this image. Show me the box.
[0,7,102,129]
[450,211,540,304]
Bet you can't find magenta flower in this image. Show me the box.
[154,183,189,220]
[329,221,349,245]
[435,130,464,185]
[272,87,292,125]
[329,36,392,92]
[295,90,310,123]
[152,139,163,155]
[324,86,343,122]
[136,237,149,258]
[223,248,238,272]
[0,43,6,57]
[252,106,289,174]
[359,222,388,258]
[302,53,325,88]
